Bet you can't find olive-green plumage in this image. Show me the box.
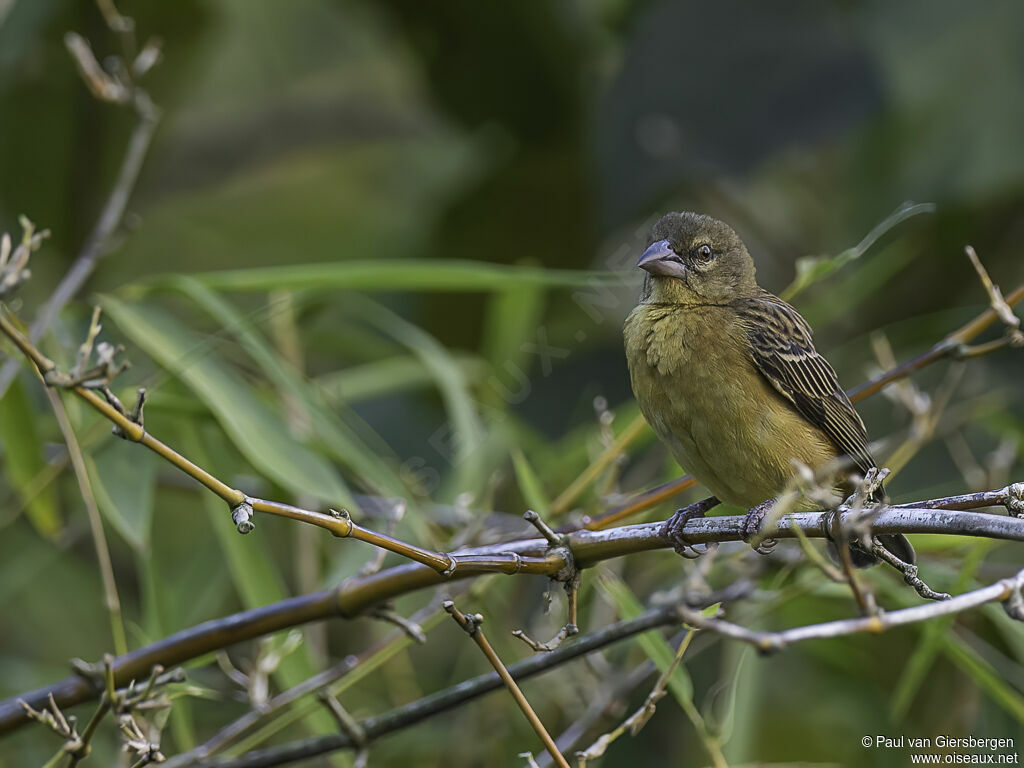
[624,212,913,563]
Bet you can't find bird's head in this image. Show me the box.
[637,212,757,304]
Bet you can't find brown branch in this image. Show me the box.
[0,309,552,576]
[180,567,1024,768]
[3,498,1023,736]
[185,604,691,768]
[444,601,570,768]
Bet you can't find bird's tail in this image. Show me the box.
[846,533,915,568]
[835,480,916,568]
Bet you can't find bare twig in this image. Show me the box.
[0,309,538,576]
[183,568,1024,768]
[168,601,447,765]
[444,601,570,768]
[963,245,1023,347]
[551,415,648,518]
[0,9,161,398]
[365,606,427,644]
[0,216,49,299]
[21,661,180,767]
[514,510,581,652]
[575,628,696,765]
[4,499,1024,735]
[675,567,1024,653]
[318,694,367,768]
[20,694,86,760]
[196,605,689,768]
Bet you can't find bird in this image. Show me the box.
[622,211,913,566]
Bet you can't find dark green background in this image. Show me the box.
[1,2,1023,766]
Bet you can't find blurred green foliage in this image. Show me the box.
[1,1,1023,766]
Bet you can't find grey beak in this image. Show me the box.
[637,239,686,278]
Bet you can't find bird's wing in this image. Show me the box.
[736,290,875,476]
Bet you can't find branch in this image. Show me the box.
[185,567,1024,767]
[0,309,563,577]
[674,568,1024,653]
[3,498,1023,735]
[444,601,570,768]
[0,15,161,398]
[186,604,691,768]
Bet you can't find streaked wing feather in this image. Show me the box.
[738,291,875,475]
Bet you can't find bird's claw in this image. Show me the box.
[663,497,719,559]
[741,499,778,556]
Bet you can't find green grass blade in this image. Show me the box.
[137,260,626,294]
[159,277,408,498]
[84,440,158,553]
[99,295,351,505]
[0,377,61,537]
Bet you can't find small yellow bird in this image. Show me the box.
[623,211,912,564]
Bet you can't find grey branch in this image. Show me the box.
[3,499,1024,737]
[181,568,1024,767]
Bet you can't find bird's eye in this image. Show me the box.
[692,244,714,263]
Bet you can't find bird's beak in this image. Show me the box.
[637,239,686,278]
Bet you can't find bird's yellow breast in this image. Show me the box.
[623,302,837,508]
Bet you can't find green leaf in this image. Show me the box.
[944,634,1024,723]
[347,295,487,499]
[157,276,407,499]
[480,280,546,410]
[781,201,935,301]
[597,571,694,702]
[0,376,60,537]
[98,296,351,506]
[182,430,342,742]
[85,439,158,552]
[510,447,551,517]
[316,354,486,405]
[889,542,990,718]
[137,260,626,295]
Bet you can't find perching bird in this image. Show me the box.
[623,211,912,565]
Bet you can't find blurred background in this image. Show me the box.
[1,1,1023,766]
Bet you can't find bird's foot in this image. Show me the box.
[741,498,778,555]
[844,467,890,509]
[663,496,719,559]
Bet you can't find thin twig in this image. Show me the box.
[0,25,161,398]
[575,628,696,765]
[444,601,571,768]
[675,567,1024,653]
[185,569,1024,768]
[551,415,648,517]
[0,310,526,577]
[168,601,447,765]
[513,580,580,653]
[196,605,688,768]
[515,511,581,652]
[3,500,1024,734]
[964,246,1023,345]
[365,606,427,644]
[318,694,367,768]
